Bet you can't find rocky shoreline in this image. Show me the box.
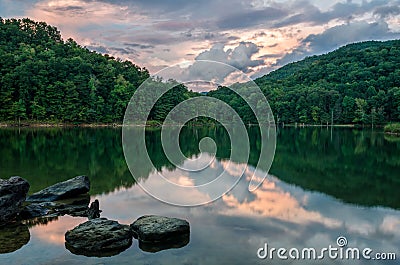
[0,175,190,256]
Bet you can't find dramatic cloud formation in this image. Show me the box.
[1,0,400,80]
[278,20,400,66]
[195,42,263,73]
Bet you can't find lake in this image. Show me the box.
[0,127,399,264]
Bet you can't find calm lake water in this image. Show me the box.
[0,127,399,264]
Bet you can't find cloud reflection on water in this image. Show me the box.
[4,154,399,264]
[99,154,400,263]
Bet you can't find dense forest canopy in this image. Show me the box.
[0,18,151,123]
[0,18,399,125]
[209,40,400,125]
[254,40,400,125]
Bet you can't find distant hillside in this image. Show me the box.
[0,18,153,123]
[0,18,196,124]
[255,40,400,124]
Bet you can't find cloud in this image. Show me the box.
[374,5,400,18]
[277,20,400,66]
[86,43,139,58]
[123,43,155,49]
[258,54,282,59]
[272,1,326,27]
[217,7,288,29]
[154,20,194,31]
[103,32,178,46]
[180,30,234,43]
[87,0,210,13]
[155,42,265,88]
[45,5,84,13]
[195,42,263,73]
[109,47,139,56]
[30,0,132,21]
[85,44,109,54]
[273,0,400,27]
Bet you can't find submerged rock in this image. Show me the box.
[0,176,30,224]
[130,215,190,243]
[0,223,30,253]
[65,218,132,257]
[27,176,90,202]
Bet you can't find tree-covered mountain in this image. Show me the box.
[0,18,196,124]
[255,40,400,125]
[210,40,400,125]
[0,18,152,123]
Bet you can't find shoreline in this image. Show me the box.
[280,124,356,128]
[0,122,123,128]
[0,122,386,129]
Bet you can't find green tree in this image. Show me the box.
[11,99,26,125]
[354,98,368,124]
[342,96,356,123]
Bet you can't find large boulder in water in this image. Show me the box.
[0,176,30,224]
[65,218,132,257]
[130,215,190,243]
[27,176,90,202]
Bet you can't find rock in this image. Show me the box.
[87,199,102,220]
[19,202,53,219]
[21,195,90,220]
[0,176,30,224]
[0,223,30,253]
[138,233,190,253]
[27,176,90,202]
[65,218,132,257]
[52,196,90,217]
[130,215,190,243]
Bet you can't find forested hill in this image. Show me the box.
[0,18,151,123]
[254,40,400,124]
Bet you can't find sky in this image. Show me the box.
[1,0,400,79]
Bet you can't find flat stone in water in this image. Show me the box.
[65,218,132,257]
[130,215,190,243]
